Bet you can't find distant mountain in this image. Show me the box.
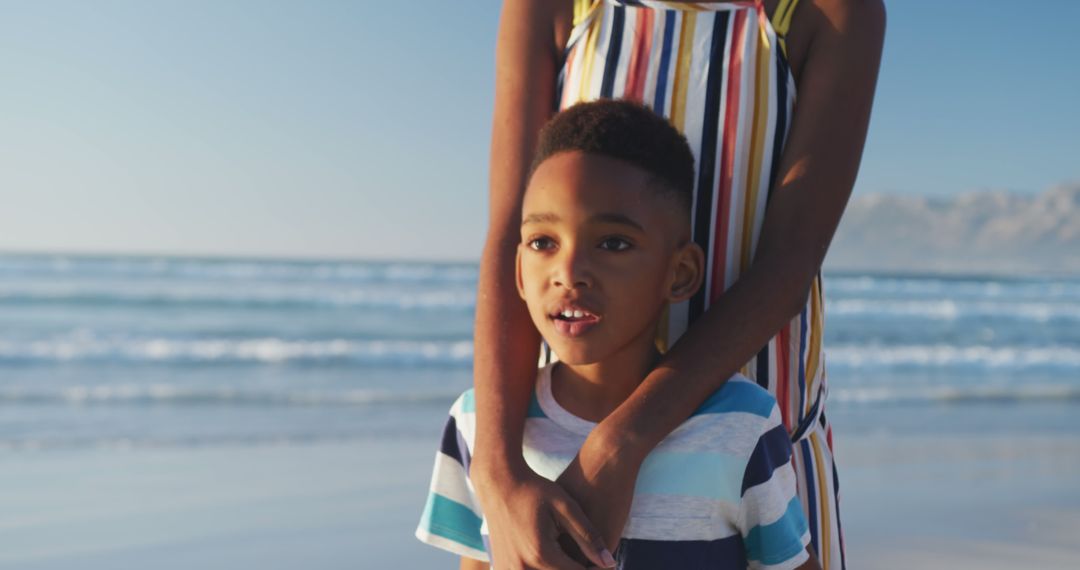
[824,182,1080,276]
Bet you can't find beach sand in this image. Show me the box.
[838,434,1080,569]
[0,438,455,569]
[2,429,1078,569]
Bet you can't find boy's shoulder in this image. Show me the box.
[444,385,548,448]
[442,389,479,458]
[657,373,784,459]
[449,387,477,417]
[448,385,547,420]
[690,373,779,421]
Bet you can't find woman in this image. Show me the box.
[469,1,884,568]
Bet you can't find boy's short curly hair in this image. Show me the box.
[530,99,695,214]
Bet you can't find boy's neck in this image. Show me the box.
[550,340,660,424]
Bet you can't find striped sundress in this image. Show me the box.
[554,0,845,567]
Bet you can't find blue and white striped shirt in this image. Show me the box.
[416,364,810,569]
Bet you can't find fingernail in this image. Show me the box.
[600,548,616,567]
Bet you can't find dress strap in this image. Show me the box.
[770,0,800,38]
[573,0,600,26]
[769,0,800,58]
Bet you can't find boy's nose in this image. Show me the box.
[552,249,593,289]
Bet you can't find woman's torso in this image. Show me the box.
[554,0,827,438]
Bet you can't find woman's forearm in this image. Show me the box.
[471,235,542,469]
[471,0,569,474]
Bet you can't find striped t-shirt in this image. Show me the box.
[416,363,810,569]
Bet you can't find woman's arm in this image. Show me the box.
[469,0,613,568]
[557,0,887,549]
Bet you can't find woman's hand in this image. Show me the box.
[472,457,616,569]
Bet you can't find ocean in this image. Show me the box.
[2,253,1079,569]
[2,253,1078,450]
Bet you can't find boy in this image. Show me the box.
[416,100,817,569]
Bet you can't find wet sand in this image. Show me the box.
[2,430,1078,569]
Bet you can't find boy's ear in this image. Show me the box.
[668,241,704,303]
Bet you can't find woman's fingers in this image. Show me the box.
[550,495,617,568]
[492,533,591,570]
[535,540,594,570]
[481,478,604,570]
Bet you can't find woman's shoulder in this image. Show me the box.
[782,0,887,83]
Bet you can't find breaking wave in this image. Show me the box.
[0,335,474,366]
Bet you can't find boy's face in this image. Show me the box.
[517,151,702,366]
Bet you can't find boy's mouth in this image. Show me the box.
[548,305,601,337]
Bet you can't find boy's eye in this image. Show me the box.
[528,237,556,251]
[599,237,631,251]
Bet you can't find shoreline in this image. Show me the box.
[3,250,1079,281]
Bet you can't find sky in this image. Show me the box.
[0,0,1076,261]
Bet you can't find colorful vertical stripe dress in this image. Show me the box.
[552,0,845,567]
